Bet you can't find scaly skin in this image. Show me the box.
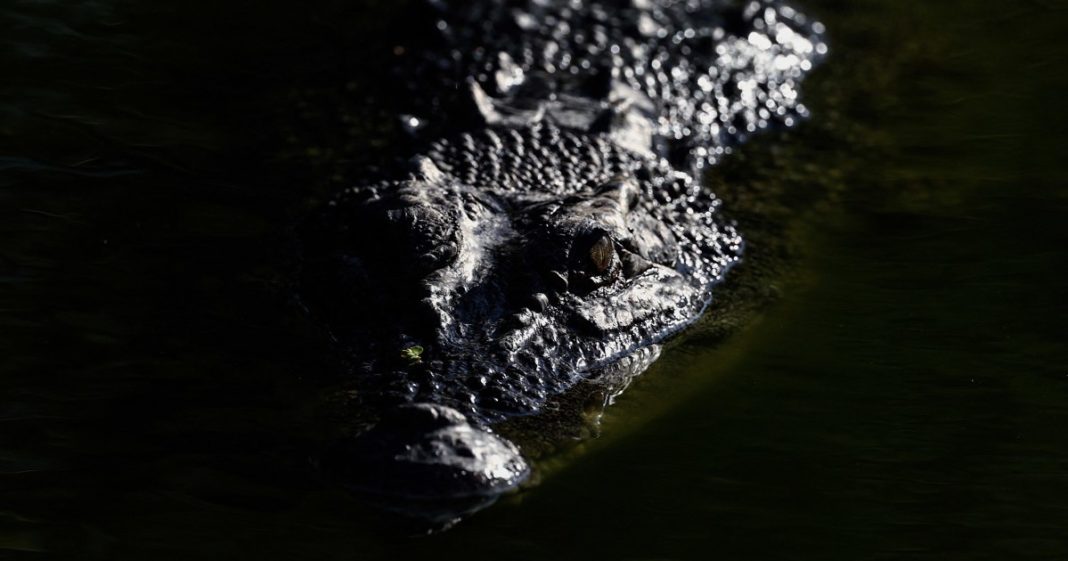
[297,0,825,525]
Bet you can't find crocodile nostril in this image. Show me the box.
[321,404,530,506]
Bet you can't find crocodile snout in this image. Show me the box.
[321,403,530,523]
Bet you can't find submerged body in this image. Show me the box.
[298,0,824,522]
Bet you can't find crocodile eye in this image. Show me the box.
[588,235,614,274]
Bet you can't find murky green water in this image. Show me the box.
[3,1,1068,559]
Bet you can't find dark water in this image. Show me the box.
[4,1,1068,559]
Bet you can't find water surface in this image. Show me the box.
[3,0,1067,559]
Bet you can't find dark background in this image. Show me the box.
[3,0,1067,559]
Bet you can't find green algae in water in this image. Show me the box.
[400,345,424,363]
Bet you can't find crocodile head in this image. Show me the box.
[298,124,741,518]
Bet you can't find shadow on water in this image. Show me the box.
[2,0,1068,559]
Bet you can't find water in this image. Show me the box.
[3,0,1068,559]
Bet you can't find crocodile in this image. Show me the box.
[297,0,825,524]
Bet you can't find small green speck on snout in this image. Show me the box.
[400,345,424,363]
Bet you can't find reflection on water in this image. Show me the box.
[2,0,1067,559]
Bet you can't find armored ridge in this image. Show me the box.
[412,0,825,170]
[298,0,825,524]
